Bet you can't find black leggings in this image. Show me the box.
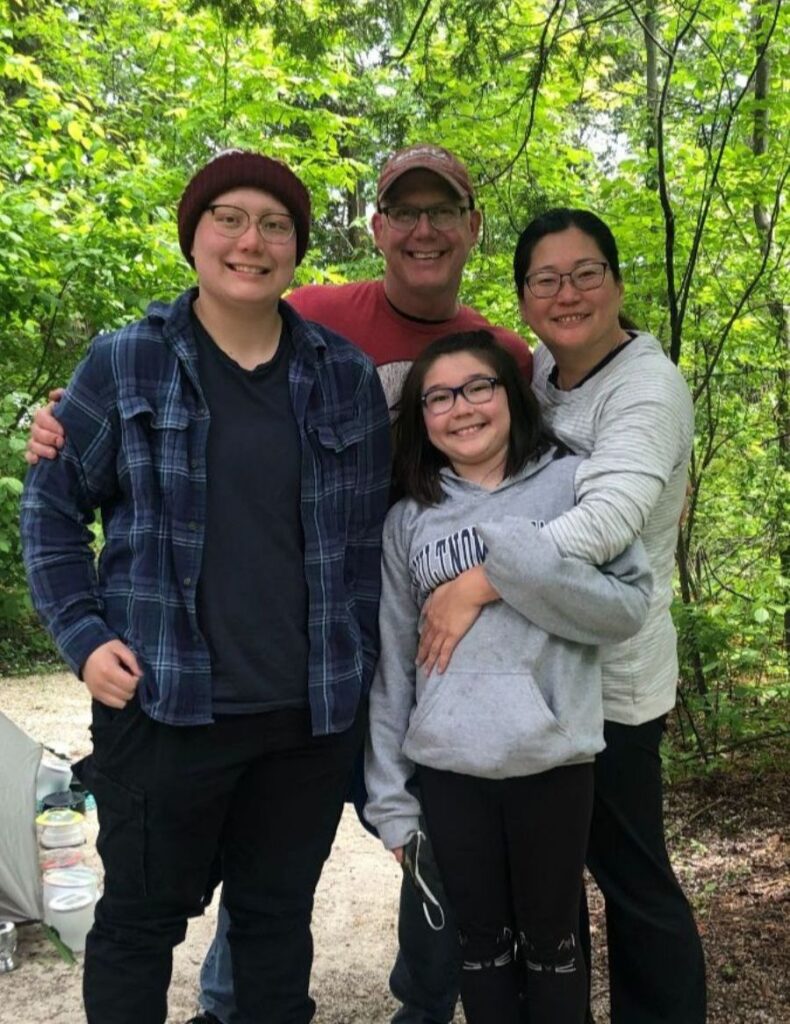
[419,762,594,1024]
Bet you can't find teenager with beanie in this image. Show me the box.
[20,150,391,1024]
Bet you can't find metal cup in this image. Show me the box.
[0,921,18,972]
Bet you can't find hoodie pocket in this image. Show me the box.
[404,670,573,779]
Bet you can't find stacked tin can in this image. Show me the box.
[35,754,99,953]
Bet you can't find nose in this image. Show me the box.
[555,273,582,299]
[237,220,264,248]
[451,393,477,415]
[410,210,438,237]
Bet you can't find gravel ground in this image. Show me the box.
[1,671,787,1023]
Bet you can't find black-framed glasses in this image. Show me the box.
[524,260,608,298]
[380,203,471,232]
[207,204,295,244]
[421,376,501,416]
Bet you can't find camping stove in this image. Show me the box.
[0,921,18,971]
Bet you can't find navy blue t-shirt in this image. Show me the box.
[192,310,310,713]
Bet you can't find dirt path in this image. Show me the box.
[1,672,787,1023]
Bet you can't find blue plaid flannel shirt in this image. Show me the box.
[21,289,391,732]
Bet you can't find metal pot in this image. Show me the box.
[0,921,18,972]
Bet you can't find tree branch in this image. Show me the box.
[384,0,434,65]
[476,0,568,188]
[693,162,789,401]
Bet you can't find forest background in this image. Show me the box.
[0,0,787,776]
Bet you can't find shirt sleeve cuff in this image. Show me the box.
[375,816,421,852]
[58,616,119,679]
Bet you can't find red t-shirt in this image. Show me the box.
[287,279,532,416]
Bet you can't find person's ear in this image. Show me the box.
[468,208,482,244]
[371,211,385,250]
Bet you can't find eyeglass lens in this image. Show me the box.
[384,204,468,231]
[526,262,607,297]
[209,205,295,243]
[423,377,497,414]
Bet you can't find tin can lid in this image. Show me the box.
[42,867,97,887]
[36,809,84,827]
[39,848,83,871]
[48,891,94,911]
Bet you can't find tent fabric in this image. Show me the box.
[0,712,44,922]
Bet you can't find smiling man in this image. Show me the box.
[291,145,530,418]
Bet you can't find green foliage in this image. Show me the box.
[1,0,787,767]
[0,392,30,605]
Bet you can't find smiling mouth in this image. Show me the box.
[553,313,590,324]
[451,423,486,436]
[227,263,269,275]
[407,251,444,261]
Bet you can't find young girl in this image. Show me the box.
[365,329,652,1024]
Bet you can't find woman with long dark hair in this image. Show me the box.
[416,209,706,1023]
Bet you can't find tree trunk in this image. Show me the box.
[643,0,659,190]
[751,7,790,665]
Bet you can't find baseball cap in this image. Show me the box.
[377,144,475,205]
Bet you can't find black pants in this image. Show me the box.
[75,698,363,1024]
[389,818,462,1024]
[419,763,594,1024]
[582,716,707,1023]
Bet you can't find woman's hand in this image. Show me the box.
[392,847,404,865]
[417,566,500,676]
[25,389,66,465]
[82,639,142,708]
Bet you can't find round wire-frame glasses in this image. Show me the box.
[207,204,295,244]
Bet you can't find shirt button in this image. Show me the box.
[191,459,199,469]
[183,576,192,587]
[188,521,197,531]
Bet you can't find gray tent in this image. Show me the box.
[0,712,44,922]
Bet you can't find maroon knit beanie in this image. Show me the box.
[177,150,311,266]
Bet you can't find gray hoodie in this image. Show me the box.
[365,448,653,851]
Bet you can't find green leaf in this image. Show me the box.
[41,923,77,965]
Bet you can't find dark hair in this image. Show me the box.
[513,208,622,301]
[394,330,549,505]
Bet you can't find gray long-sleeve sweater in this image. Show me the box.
[365,449,653,851]
[532,333,694,724]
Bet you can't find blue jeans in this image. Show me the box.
[199,902,235,1023]
[199,777,460,1024]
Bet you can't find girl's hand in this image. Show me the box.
[392,847,404,864]
[417,566,500,676]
